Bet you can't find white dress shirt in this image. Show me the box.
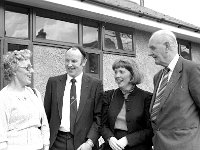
[167,54,180,81]
[156,54,179,95]
[59,73,83,132]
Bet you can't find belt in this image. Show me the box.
[58,131,73,140]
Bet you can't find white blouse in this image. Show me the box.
[0,86,50,150]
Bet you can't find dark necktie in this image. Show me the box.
[151,67,170,121]
[70,78,77,134]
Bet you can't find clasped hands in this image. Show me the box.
[108,136,128,150]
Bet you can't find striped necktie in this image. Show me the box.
[151,67,170,121]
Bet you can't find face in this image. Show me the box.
[15,59,34,86]
[148,37,168,67]
[65,48,86,78]
[114,67,132,90]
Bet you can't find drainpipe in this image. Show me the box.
[140,0,144,7]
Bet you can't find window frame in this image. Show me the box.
[4,2,30,40]
[103,23,136,57]
[0,0,4,37]
[177,39,192,60]
[33,8,79,46]
[0,39,3,89]
[84,48,103,79]
[82,18,101,50]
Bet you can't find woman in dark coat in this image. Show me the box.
[101,58,153,150]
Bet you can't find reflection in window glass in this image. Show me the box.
[36,16,78,43]
[5,10,28,38]
[180,44,191,60]
[0,40,2,90]
[83,26,98,49]
[85,53,99,74]
[8,43,28,52]
[104,30,132,51]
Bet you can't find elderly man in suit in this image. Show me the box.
[148,29,200,150]
[44,46,103,150]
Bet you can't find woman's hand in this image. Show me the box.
[43,145,49,150]
[108,137,123,150]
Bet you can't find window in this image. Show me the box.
[35,9,78,43]
[104,23,135,55]
[85,53,99,74]
[178,40,191,60]
[83,20,99,49]
[0,40,2,90]
[5,4,29,38]
[8,43,28,52]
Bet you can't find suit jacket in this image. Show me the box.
[150,56,200,150]
[101,87,153,150]
[44,73,103,149]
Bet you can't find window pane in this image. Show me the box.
[8,43,28,52]
[104,30,132,51]
[0,40,2,90]
[5,6,29,38]
[83,26,99,49]
[36,16,78,43]
[180,44,191,60]
[85,53,99,74]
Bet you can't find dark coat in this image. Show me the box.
[101,86,153,150]
[150,57,200,150]
[44,73,103,149]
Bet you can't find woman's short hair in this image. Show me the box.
[3,49,32,81]
[112,58,143,85]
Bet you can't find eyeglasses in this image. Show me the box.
[18,65,33,71]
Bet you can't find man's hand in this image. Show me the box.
[117,136,128,149]
[108,137,122,150]
[77,142,92,150]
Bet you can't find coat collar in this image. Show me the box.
[76,73,90,122]
[110,86,140,125]
[150,57,183,119]
[58,74,67,119]
[57,73,91,121]
[159,57,183,108]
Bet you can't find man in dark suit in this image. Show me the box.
[148,29,200,150]
[44,46,103,150]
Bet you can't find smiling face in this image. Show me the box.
[65,48,87,78]
[15,59,34,86]
[114,67,132,90]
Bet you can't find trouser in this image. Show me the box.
[50,131,74,150]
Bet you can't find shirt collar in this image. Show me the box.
[168,53,179,72]
[67,72,83,83]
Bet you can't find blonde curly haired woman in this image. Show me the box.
[0,49,50,150]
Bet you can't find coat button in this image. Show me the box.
[126,108,130,112]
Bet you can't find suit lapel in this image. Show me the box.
[57,74,67,120]
[159,57,183,109]
[111,89,124,124]
[76,74,89,122]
